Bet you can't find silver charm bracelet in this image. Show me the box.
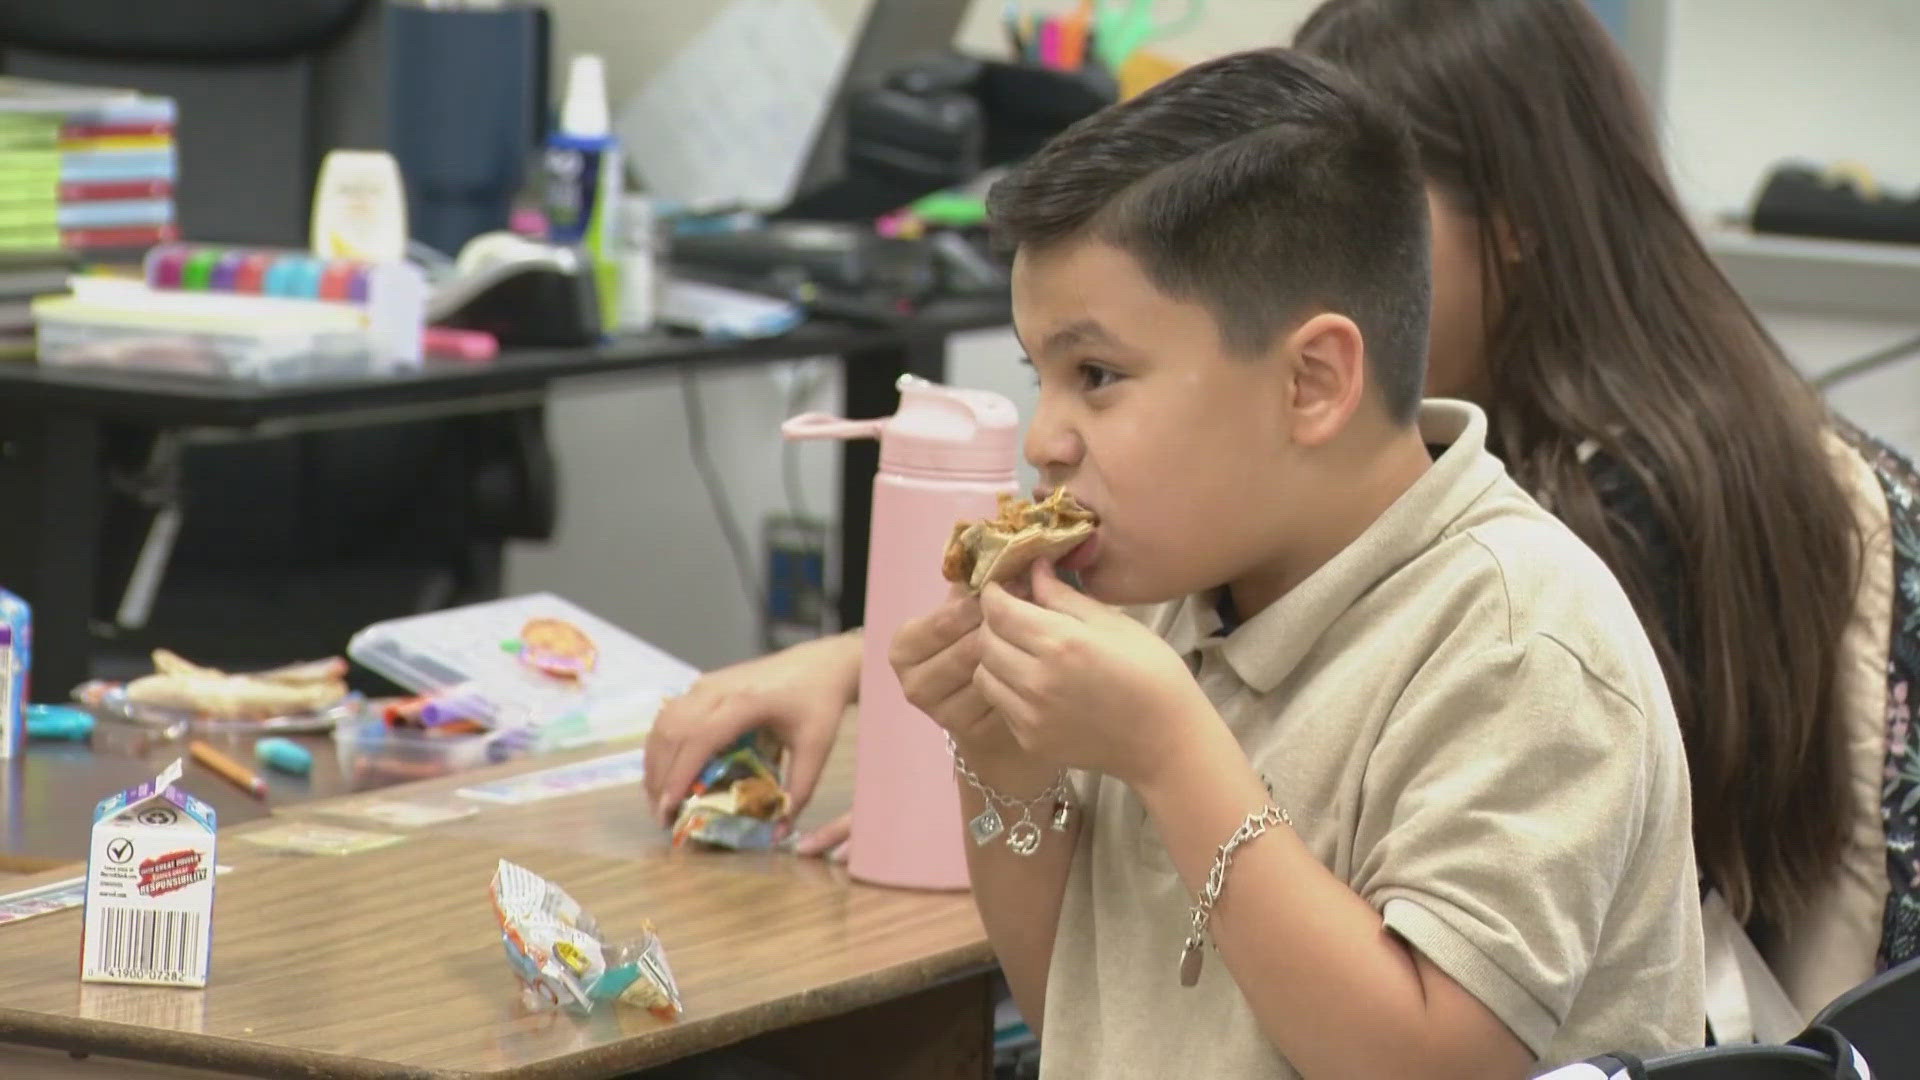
[1180,802,1290,987]
[946,733,1074,857]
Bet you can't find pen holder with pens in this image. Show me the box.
[31,243,429,381]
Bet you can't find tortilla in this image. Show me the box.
[941,489,1097,593]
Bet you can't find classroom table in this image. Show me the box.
[0,722,998,1079]
[0,297,1011,693]
[3,720,361,868]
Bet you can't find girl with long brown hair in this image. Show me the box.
[1297,0,1905,1030]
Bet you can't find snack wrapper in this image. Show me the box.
[670,731,790,851]
[488,859,681,1018]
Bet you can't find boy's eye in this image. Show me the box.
[1078,363,1120,392]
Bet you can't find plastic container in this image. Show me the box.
[347,593,699,750]
[331,715,533,786]
[784,375,1022,890]
[35,297,376,383]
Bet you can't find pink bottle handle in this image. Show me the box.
[781,413,886,442]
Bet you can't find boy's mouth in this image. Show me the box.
[1057,529,1100,573]
[1033,488,1100,573]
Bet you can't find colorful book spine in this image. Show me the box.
[57,199,172,229]
[62,223,179,250]
[59,121,173,141]
[58,179,171,202]
[59,152,177,185]
[59,134,171,153]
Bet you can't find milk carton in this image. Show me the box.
[0,587,29,759]
[80,760,217,987]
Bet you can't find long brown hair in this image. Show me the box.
[1297,0,1860,930]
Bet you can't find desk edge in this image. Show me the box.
[0,943,997,1080]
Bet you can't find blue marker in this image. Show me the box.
[25,704,93,741]
[254,737,312,776]
[263,257,301,297]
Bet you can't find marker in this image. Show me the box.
[25,704,93,741]
[180,247,222,290]
[422,326,498,362]
[254,737,312,776]
[147,245,188,289]
[263,257,300,296]
[189,739,269,799]
[209,250,248,291]
[318,259,358,301]
[234,252,274,294]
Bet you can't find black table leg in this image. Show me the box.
[837,337,948,633]
[0,409,104,695]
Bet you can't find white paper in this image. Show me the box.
[456,748,649,805]
[616,0,850,209]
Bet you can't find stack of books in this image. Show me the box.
[0,77,178,261]
[0,77,175,358]
[0,250,75,359]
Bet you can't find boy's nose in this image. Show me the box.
[1024,399,1082,474]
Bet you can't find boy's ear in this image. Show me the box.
[1282,312,1367,447]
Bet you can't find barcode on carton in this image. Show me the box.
[87,906,205,984]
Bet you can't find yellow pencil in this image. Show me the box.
[189,739,269,799]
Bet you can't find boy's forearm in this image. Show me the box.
[954,751,1079,1040]
[1134,722,1530,1080]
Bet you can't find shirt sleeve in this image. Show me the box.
[1350,633,1654,1056]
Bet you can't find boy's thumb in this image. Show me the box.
[1031,559,1098,617]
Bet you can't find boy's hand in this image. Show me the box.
[889,586,1020,760]
[975,560,1218,787]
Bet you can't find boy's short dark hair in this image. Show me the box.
[988,48,1430,423]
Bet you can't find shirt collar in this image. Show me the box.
[1166,399,1507,693]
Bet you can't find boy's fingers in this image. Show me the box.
[889,599,983,670]
[1030,559,1105,619]
[895,627,982,710]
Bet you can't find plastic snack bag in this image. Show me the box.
[488,859,681,1018]
[670,731,790,851]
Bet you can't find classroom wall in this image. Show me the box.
[1663,0,1920,217]
[508,0,1920,672]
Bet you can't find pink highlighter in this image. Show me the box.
[421,326,499,363]
[784,376,1022,890]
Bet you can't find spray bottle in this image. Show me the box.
[544,54,621,331]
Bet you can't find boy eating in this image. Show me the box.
[890,49,1704,1078]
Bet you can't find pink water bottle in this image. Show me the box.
[783,375,1020,890]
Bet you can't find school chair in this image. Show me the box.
[1562,1025,1870,1079]
[1811,955,1920,1077]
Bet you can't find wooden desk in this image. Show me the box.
[5,724,360,865]
[0,735,995,1079]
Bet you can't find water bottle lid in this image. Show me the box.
[880,375,1020,477]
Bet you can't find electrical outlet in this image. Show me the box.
[763,514,831,649]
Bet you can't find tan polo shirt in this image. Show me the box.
[1038,400,1705,1078]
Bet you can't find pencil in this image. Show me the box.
[190,738,269,799]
